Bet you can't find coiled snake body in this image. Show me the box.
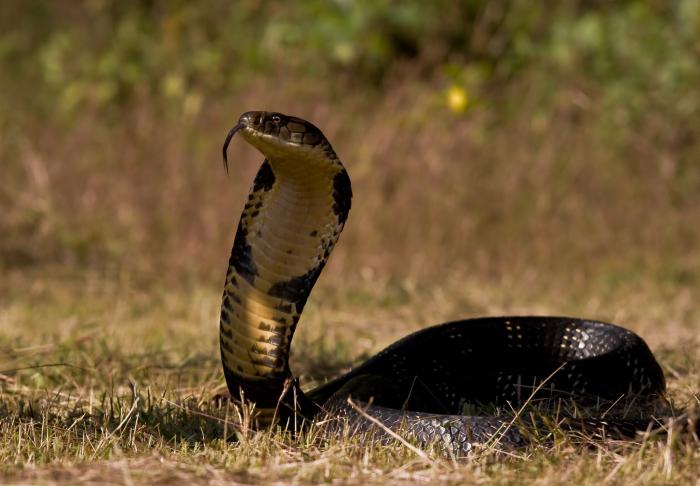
[219,111,666,455]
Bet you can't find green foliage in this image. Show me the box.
[2,1,699,119]
[545,2,700,120]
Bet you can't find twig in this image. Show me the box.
[346,397,436,464]
[0,362,93,375]
[483,363,567,453]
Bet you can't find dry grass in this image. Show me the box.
[3,74,699,283]
[1,71,699,483]
[0,267,699,484]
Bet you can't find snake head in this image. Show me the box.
[223,111,332,173]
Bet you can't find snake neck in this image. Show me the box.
[220,154,351,424]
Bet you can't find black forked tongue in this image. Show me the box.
[222,122,245,174]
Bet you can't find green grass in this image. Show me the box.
[0,267,698,484]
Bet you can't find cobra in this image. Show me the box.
[219,111,666,455]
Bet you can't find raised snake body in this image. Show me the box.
[219,111,666,455]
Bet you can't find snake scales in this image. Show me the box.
[219,111,667,455]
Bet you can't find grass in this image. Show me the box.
[0,262,698,484]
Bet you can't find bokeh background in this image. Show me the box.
[1,0,700,373]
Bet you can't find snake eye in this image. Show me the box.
[271,115,281,124]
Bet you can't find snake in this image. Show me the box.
[218,110,667,455]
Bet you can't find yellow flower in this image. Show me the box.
[162,73,185,99]
[446,85,469,113]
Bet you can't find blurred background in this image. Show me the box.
[1,1,699,351]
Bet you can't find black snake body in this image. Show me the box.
[219,111,666,455]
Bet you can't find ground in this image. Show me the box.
[0,265,698,484]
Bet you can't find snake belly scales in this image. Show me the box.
[218,111,666,456]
